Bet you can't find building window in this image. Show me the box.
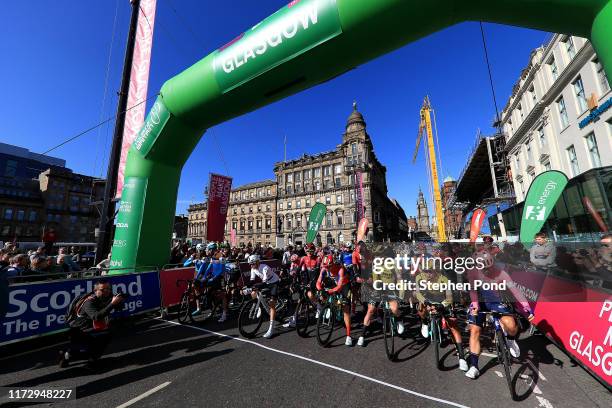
[526,140,533,162]
[593,58,610,94]
[240,221,245,231]
[233,208,237,215]
[335,177,341,188]
[567,145,580,176]
[315,181,321,191]
[538,126,546,147]
[249,207,253,213]
[287,216,292,230]
[573,76,588,112]
[529,85,537,104]
[557,96,569,128]
[294,172,301,182]
[314,168,321,177]
[267,187,271,196]
[564,36,576,59]
[334,164,342,175]
[306,198,311,207]
[326,213,333,227]
[337,212,343,225]
[543,161,552,171]
[257,206,261,212]
[585,133,602,168]
[287,185,293,194]
[325,196,331,205]
[323,166,331,177]
[266,204,270,211]
[287,201,292,209]
[279,202,283,210]
[323,180,330,189]
[29,210,37,222]
[548,57,559,81]
[303,169,310,180]
[518,179,525,196]
[374,211,381,223]
[518,104,524,120]
[232,221,237,230]
[248,220,253,230]
[1,225,10,236]
[256,219,262,230]
[515,154,521,172]
[5,160,17,178]
[296,200,301,209]
[265,218,271,230]
[296,215,302,228]
[336,194,342,204]
[4,208,12,220]
[16,210,24,221]
[286,173,293,183]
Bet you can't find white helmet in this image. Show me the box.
[248,254,260,264]
[196,243,204,251]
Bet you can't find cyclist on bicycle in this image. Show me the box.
[415,261,467,371]
[317,254,353,346]
[299,243,322,317]
[184,243,217,317]
[247,254,280,338]
[357,245,404,347]
[465,251,535,379]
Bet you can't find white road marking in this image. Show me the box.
[494,370,503,378]
[481,352,497,358]
[536,395,555,408]
[161,319,470,408]
[116,381,171,408]
[527,360,548,381]
[519,374,542,395]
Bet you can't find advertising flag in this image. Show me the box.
[357,218,369,242]
[306,203,327,244]
[519,170,568,243]
[469,208,486,243]
[116,0,158,198]
[230,228,237,247]
[206,174,233,242]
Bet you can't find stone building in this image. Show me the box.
[187,103,408,247]
[274,103,407,245]
[187,180,277,247]
[416,189,430,233]
[441,176,463,239]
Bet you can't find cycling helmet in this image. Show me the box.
[305,243,315,252]
[248,254,260,264]
[290,254,299,262]
[345,241,353,250]
[321,254,334,268]
[206,242,218,251]
[196,243,205,251]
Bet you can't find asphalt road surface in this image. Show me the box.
[1,307,610,408]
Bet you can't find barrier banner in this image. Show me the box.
[469,208,486,243]
[159,267,196,308]
[0,271,161,346]
[519,170,568,243]
[206,173,233,242]
[504,265,547,311]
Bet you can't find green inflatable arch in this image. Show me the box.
[109,0,612,273]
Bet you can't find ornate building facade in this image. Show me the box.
[187,104,408,247]
[416,189,430,234]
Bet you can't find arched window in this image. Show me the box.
[326,232,333,244]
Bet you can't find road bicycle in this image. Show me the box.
[316,292,346,347]
[381,296,403,361]
[176,279,221,324]
[238,283,291,338]
[483,311,517,398]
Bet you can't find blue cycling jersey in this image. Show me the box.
[341,251,353,266]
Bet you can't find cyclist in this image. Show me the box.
[317,254,353,346]
[357,246,404,347]
[247,254,280,339]
[465,251,535,379]
[299,243,322,317]
[415,260,467,371]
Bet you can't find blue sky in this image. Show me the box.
[1,0,550,218]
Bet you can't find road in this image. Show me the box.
[0,308,610,408]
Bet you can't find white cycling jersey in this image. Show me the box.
[250,264,280,284]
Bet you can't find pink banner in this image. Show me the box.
[230,228,237,247]
[355,171,365,222]
[357,218,368,242]
[116,0,157,198]
[206,174,233,242]
[469,208,486,243]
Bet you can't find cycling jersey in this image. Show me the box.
[415,272,452,306]
[299,255,320,271]
[341,251,353,266]
[200,261,225,282]
[466,264,531,314]
[250,264,280,285]
[316,264,349,291]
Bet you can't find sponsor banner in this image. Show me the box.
[1,271,161,346]
[132,98,171,158]
[306,202,326,243]
[230,228,237,247]
[533,277,612,385]
[469,208,486,243]
[159,267,195,308]
[504,265,547,311]
[519,170,569,243]
[110,177,148,271]
[355,170,365,222]
[212,0,342,93]
[206,174,233,242]
[116,0,158,198]
[357,218,368,242]
[579,96,612,129]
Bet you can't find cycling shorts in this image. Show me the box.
[254,282,279,299]
[468,302,513,326]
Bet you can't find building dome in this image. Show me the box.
[443,176,455,183]
[346,101,366,132]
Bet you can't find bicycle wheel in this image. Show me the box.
[431,316,441,369]
[495,330,514,399]
[295,298,311,337]
[178,292,194,324]
[238,298,264,338]
[383,307,396,361]
[316,304,336,347]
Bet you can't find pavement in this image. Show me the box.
[0,306,610,408]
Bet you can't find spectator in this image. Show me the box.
[70,246,81,265]
[530,232,556,267]
[58,279,125,369]
[282,246,293,267]
[42,227,57,256]
[30,256,50,274]
[56,255,71,274]
[5,254,29,278]
[555,246,579,276]
[30,246,46,263]
[96,251,112,270]
[59,247,81,272]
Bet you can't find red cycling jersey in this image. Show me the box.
[316,263,349,293]
[299,255,320,271]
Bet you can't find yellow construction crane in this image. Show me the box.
[413,96,447,242]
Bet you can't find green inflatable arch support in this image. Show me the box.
[109,0,612,273]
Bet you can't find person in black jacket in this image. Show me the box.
[58,279,124,368]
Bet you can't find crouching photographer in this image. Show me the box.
[58,279,125,369]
